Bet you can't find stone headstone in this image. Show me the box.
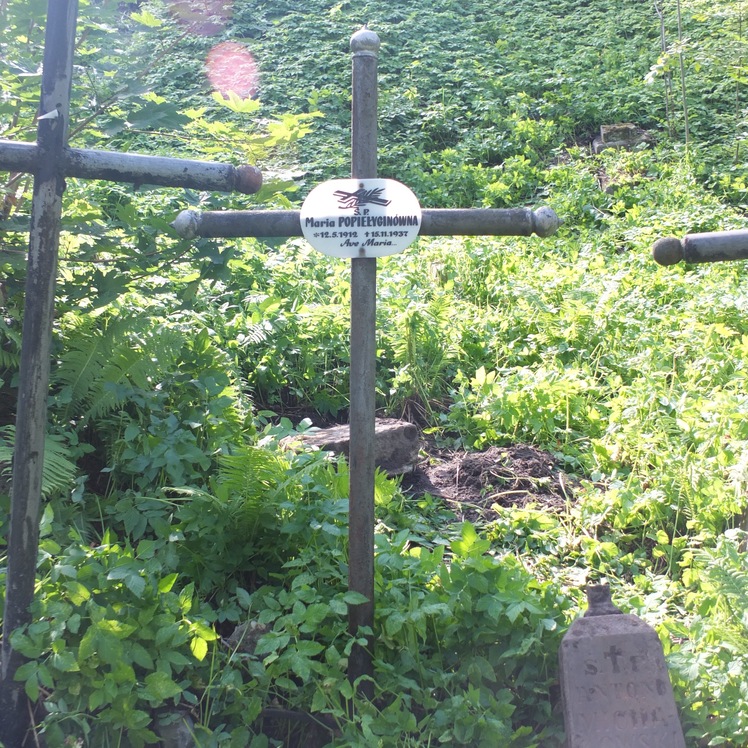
[282,418,421,475]
[559,584,686,748]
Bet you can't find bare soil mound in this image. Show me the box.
[403,444,575,523]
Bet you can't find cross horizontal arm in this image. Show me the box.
[0,139,262,194]
[653,229,748,266]
[172,205,560,239]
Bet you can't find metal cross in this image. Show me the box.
[0,1,263,740]
[172,27,561,694]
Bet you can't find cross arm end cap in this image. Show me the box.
[351,26,380,55]
[234,164,263,194]
[532,206,562,238]
[172,210,200,239]
[652,236,683,266]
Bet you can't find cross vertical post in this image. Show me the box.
[0,0,78,742]
[347,27,380,695]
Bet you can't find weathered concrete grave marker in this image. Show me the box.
[592,123,652,154]
[0,1,263,741]
[559,584,686,748]
[173,26,561,693]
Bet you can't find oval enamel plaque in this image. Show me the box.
[300,178,422,258]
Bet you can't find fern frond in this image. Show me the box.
[218,446,289,504]
[85,329,182,422]
[53,315,128,419]
[241,322,269,346]
[0,426,77,498]
[696,534,748,635]
[54,335,108,412]
[213,446,292,541]
[0,316,22,372]
[54,316,184,424]
[0,348,20,371]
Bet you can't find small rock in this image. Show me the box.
[283,418,421,475]
[592,123,653,154]
[157,711,196,748]
[224,620,269,655]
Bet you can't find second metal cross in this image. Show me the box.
[174,26,561,694]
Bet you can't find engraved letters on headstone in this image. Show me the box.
[559,584,686,748]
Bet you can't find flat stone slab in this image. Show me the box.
[592,123,652,154]
[559,587,686,748]
[284,418,421,475]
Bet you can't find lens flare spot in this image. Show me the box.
[206,42,259,99]
[170,0,233,36]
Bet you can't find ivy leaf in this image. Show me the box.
[63,580,91,606]
[451,522,490,558]
[78,628,98,660]
[97,619,138,639]
[385,612,405,637]
[24,674,39,702]
[179,583,195,614]
[289,653,311,680]
[342,591,370,605]
[295,640,324,657]
[236,587,251,609]
[329,598,347,616]
[254,632,290,656]
[51,650,80,673]
[158,573,179,594]
[107,567,146,597]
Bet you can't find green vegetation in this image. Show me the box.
[3,0,748,744]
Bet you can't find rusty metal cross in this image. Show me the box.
[0,1,264,739]
[172,26,561,694]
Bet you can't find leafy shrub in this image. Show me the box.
[11,533,220,748]
[444,365,602,462]
[238,522,569,747]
